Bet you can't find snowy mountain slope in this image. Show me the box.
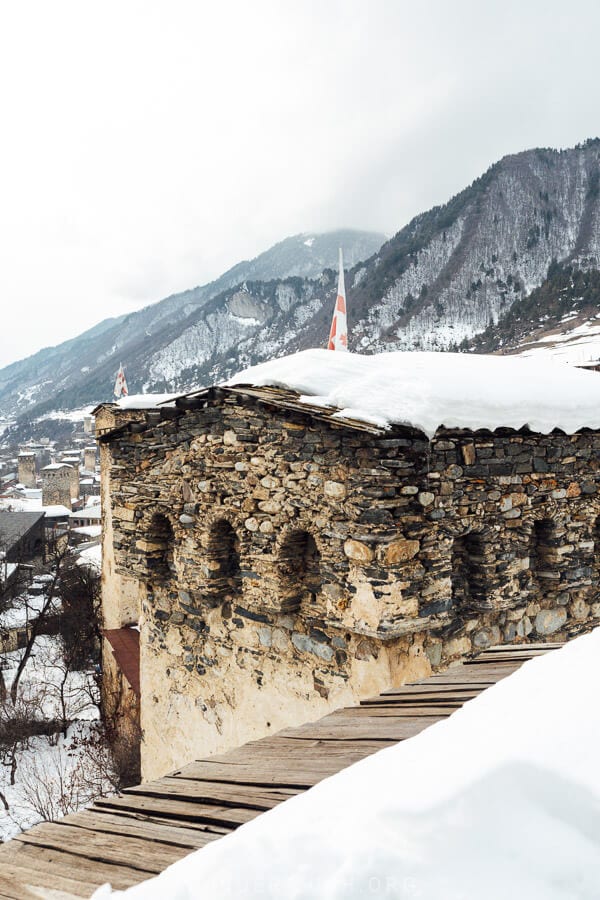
[0,230,384,421]
[135,141,600,395]
[349,140,600,353]
[467,264,600,364]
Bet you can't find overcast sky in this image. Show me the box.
[1,0,600,367]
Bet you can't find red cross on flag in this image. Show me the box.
[114,363,129,399]
[328,247,348,351]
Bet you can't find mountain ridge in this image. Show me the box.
[4,139,600,439]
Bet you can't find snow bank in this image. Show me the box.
[227,349,600,437]
[96,629,600,900]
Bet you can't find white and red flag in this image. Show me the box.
[327,247,348,351]
[114,363,128,399]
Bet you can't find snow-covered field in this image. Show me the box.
[228,348,600,437]
[517,313,600,366]
[97,628,600,899]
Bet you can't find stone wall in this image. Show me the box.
[98,392,600,779]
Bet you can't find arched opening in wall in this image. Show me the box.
[529,518,556,598]
[145,513,176,582]
[451,531,488,610]
[278,530,321,614]
[593,516,600,602]
[204,519,242,603]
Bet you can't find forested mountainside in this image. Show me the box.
[466,264,600,353]
[0,230,384,421]
[4,139,600,433]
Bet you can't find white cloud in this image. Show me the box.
[0,0,599,366]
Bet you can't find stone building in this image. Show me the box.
[96,370,600,781]
[84,446,97,473]
[17,452,37,489]
[41,463,73,509]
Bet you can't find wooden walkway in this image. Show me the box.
[0,643,562,899]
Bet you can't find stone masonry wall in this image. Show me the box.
[99,393,600,779]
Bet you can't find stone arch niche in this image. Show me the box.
[450,531,490,610]
[593,516,600,602]
[203,518,242,606]
[278,529,321,614]
[144,512,177,583]
[528,517,558,600]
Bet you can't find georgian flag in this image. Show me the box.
[114,363,129,399]
[327,247,348,351]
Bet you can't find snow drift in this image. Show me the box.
[95,628,600,899]
[227,348,600,437]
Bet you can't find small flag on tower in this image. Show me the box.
[328,247,348,351]
[114,363,128,399]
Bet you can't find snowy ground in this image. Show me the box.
[1,608,108,841]
[517,312,600,366]
[96,628,600,899]
[0,720,107,841]
[228,348,600,436]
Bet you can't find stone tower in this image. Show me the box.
[41,464,73,509]
[17,452,37,489]
[84,446,97,473]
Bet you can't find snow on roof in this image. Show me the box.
[41,505,71,518]
[227,349,600,437]
[116,394,178,410]
[42,463,72,471]
[69,506,101,520]
[71,525,102,538]
[0,498,69,518]
[96,629,600,899]
[76,543,101,571]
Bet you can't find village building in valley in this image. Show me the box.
[95,349,600,781]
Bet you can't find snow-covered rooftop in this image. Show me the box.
[69,506,101,520]
[116,393,178,410]
[76,543,101,571]
[0,498,70,518]
[97,628,600,899]
[227,349,600,438]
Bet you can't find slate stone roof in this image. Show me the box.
[0,510,45,552]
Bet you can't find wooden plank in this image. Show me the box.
[126,777,295,810]
[360,692,481,704]
[61,808,222,849]
[93,793,261,828]
[14,822,186,875]
[0,863,92,899]
[0,875,41,900]
[0,841,151,893]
